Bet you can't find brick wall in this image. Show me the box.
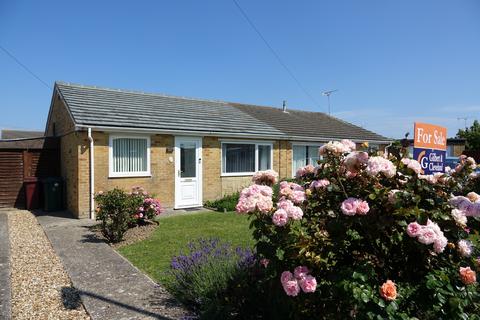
[46,97,81,216]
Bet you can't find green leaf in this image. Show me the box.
[361,292,369,303]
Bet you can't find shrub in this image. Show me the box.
[95,188,135,242]
[237,142,480,319]
[95,186,163,242]
[204,192,240,212]
[165,238,257,319]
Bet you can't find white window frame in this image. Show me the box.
[109,134,151,178]
[220,140,274,177]
[291,143,323,177]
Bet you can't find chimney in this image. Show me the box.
[282,100,287,113]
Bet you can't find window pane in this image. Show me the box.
[258,145,271,170]
[223,143,255,173]
[293,145,307,174]
[113,138,147,173]
[446,145,454,157]
[306,146,321,166]
[181,142,196,178]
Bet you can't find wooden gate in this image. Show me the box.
[0,151,24,208]
[0,137,59,208]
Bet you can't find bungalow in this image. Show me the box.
[45,82,391,218]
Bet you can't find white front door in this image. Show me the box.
[175,137,202,209]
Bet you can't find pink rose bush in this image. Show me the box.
[95,187,164,243]
[235,140,480,318]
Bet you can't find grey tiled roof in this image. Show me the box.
[1,130,44,140]
[55,82,391,142]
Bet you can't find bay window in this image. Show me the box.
[221,142,273,175]
[109,135,151,177]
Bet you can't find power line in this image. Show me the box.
[0,44,51,90]
[231,0,322,110]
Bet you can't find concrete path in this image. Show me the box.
[0,211,11,320]
[36,212,188,320]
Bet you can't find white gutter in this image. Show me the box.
[75,124,393,145]
[87,128,95,220]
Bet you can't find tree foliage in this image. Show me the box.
[457,120,480,150]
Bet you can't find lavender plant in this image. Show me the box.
[165,238,256,318]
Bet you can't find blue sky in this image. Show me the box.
[1,0,479,138]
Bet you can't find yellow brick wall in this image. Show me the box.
[46,95,75,136]
[46,97,81,216]
[202,137,222,201]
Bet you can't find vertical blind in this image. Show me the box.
[222,143,272,173]
[258,145,271,171]
[292,145,321,174]
[223,143,255,173]
[112,138,148,173]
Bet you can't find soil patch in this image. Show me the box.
[90,220,159,249]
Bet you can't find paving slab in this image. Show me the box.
[36,212,189,320]
[0,211,11,320]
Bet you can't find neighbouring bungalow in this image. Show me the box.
[45,82,391,218]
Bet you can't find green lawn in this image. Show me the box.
[118,211,254,284]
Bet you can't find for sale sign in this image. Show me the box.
[413,122,447,174]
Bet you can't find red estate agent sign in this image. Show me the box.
[413,122,447,174]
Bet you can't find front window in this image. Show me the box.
[221,142,272,175]
[292,144,322,176]
[109,136,150,177]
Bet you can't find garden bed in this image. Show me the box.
[90,220,159,249]
[118,211,254,284]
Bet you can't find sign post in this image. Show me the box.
[413,122,447,174]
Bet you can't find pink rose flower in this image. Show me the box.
[277,199,294,211]
[341,139,356,151]
[283,280,301,297]
[406,222,422,237]
[272,209,289,227]
[299,275,317,293]
[417,228,437,245]
[281,271,294,284]
[310,179,330,190]
[252,170,279,186]
[341,198,358,216]
[356,200,370,215]
[294,266,310,280]
[401,158,422,174]
[457,240,473,257]
[433,236,448,253]
[287,206,303,220]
